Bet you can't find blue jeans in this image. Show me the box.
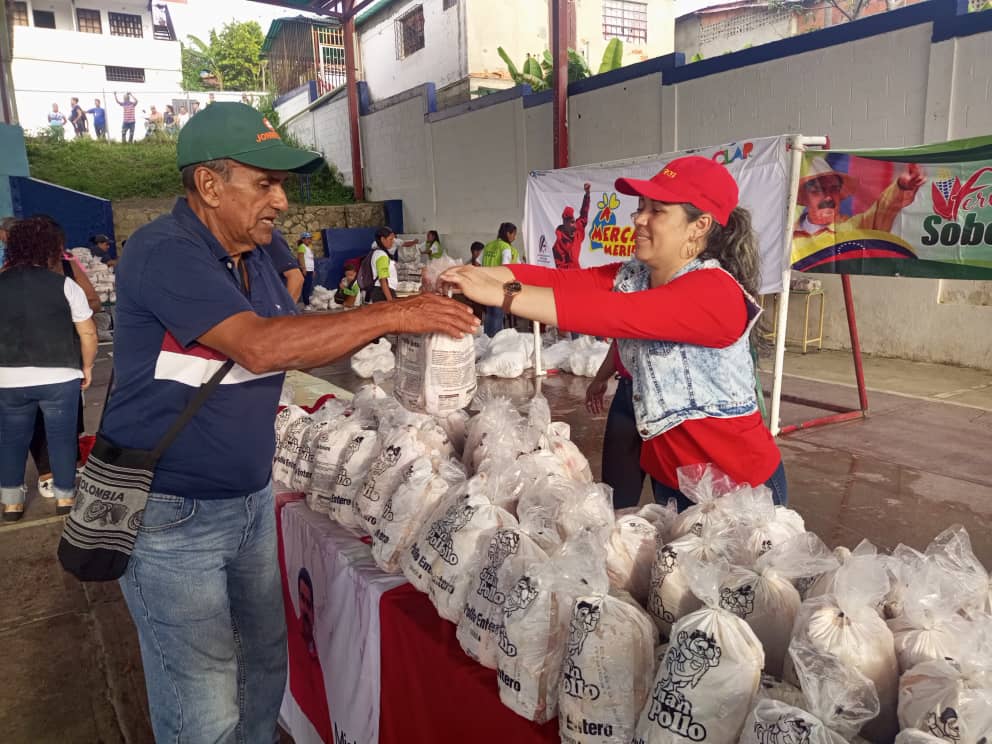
[602,378,646,509]
[119,482,286,743]
[652,461,788,513]
[0,379,80,504]
[301,271,314,306]
[484,306,505,337]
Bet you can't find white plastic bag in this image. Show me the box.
[605,516,658,606]
[787,557,899,743]
[456,527,548,669]
[353,425,430,532]
[633,557,764,744]
[886,562,972,673]
[425,491,517,622]
[720,533,839,678]
[558,591,657,743]
[669,464,742,540]
[895,731,955,744]
[477,328,531,378]
[923,525,990,620]
[323,421,381,531]
[898,657,992,743]
[371,459,459,573]
[350,338,395,378]
[646,525,742,639]
[272,411,314,488]
[498,532,610,724]
[517,475,586,553]
[728,488,806,561]
[617,502,679,546]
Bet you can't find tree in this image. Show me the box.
[497,39,624,93]
[180,21,264,92]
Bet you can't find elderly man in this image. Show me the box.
[99,103,476,743]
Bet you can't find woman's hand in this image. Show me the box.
[585,378,608,414]
[440,265,506,308]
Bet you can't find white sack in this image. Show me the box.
[498,533,610,724]
[633,557,764,744]
[350,338,395,378]
[558,592,657,744]
[456,527,548,669]
[605,516,658,606]
[898,657,992,743]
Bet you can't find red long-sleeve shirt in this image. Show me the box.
[511,263,780,489]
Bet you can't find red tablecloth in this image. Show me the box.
[276,492,558,744]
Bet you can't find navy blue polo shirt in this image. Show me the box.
[260,228,301,276]
[101,198,296,500]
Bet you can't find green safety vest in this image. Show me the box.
[481,238,519,267]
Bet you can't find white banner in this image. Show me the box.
[279,502,407,744]
[523,135,791,294]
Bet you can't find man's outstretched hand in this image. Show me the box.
[389,293,480,338]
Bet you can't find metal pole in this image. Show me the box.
[841,273,869,413]
[551,0,568,169]
[768,134,828,435]
[0,0,18,124]
[343,2,365,199]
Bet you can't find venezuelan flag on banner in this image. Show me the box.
[791,135,992,279]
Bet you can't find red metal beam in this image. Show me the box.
[342,0,365,199]
[841,273,870,412]
[551,0,569,169]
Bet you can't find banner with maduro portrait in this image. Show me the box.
[523,135,791,294]
[791,135,992,279]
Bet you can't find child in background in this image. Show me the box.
[421,230,443,260]
[335,260,360,308]
[469,241,484,267]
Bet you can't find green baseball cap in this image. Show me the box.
[176,102,324,174]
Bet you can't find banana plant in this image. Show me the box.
[497,39,624,93]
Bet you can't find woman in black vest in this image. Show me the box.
[0,217,98,521]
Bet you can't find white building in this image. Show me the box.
[8,0,184,139]
[355,0,676,106]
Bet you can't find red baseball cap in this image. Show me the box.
[562,206,575,219]
[615,155,739,225]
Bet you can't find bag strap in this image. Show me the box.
[151,358,235,460]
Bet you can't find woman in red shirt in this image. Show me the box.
[442,156,785,511]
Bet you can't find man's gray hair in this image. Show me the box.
[181,158,233,193]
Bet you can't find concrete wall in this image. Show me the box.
[283,90,356,185]
[301,2,992,369]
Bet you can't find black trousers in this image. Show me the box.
[601,377,647,509]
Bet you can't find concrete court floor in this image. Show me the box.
[1,344,990,742]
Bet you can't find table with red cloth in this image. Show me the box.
[275,492,560,744]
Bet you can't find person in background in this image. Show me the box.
[90,234,118,267]
[0,217,98,521]
[207,93,216,106]
[420,229,443,260]
[335,260,360,308]
[69,97,88,139]
[296,232,316,306]
[163,105,177,135]
[585,339,645,508]
[146,105,164,136]
[260,229,303,302]
[480,222,520,336]
[176,106,190,129]
[469,241,484,267]
[442,156,786,510]
[0,217,14,267]
[48,104,67,140]
[367,227,417,303]
[190,100,201,116]
[87,99,107,139]
[115,92,138,143]
[29,229,103,500]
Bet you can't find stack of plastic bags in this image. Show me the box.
[271,391,992,744]
[350,338,395,378]
[70,247,116,304]
[304,285,341,312]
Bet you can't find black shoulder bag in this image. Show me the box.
[58,359,234,581]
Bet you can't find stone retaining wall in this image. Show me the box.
[113,199,385,258]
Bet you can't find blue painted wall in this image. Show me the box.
[10,177,115,251]
[0,123,30,219]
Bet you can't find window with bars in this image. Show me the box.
[602,0,647,43]
[33,9,56,28]
[395,5,425,59]
[105,65,145,83]
[316,25,344,46]
[11,2,29,26]
[77,9,103,34]
[108,11,143,38]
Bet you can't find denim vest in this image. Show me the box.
[615,258,762,439]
